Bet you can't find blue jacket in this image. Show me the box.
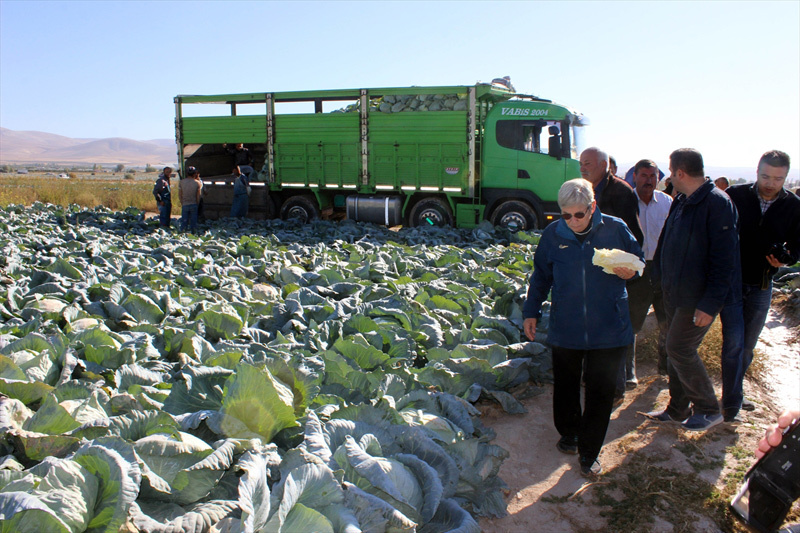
[653,179,741,315]
[523,209,643,350]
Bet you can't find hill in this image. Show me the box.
[0,128,176,166]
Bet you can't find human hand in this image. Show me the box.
[613,266,636,280]
[523,318,538,342]
[692,309,713,328]
[756,409,800,459]
[766,254,785,268]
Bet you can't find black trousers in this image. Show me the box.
[553,345,627,465]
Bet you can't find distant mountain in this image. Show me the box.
[0,128,176,165]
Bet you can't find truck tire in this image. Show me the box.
[408,197,454,227]
[490,200,539,231]
[279,195,320,223]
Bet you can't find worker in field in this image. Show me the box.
[230,166,251,218]
[579,147,644,406]
[621,160,673,394]
[523,178,643,479]
[224,143,254,180]
[153,166,173,228]
[719,150,799,423]
[648,148,740,431]
[179,166,203,232]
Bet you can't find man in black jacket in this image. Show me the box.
[580,147,644,405]
[580,148,644,245]
[721,150,800,421]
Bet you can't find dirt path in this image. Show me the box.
[477,308,799,533]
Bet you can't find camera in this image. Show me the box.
[767,243,795,266]
[730,417,800,532]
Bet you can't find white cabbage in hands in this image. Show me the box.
[592,248,645,276]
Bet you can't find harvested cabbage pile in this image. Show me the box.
[331,93,468,114]
[0,203,552,533]
[592,248,645,275]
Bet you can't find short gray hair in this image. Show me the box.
[558,178,594,209]
[583,147,609,164]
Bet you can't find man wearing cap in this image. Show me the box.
[179,167,203,232]
[152,167,172,228]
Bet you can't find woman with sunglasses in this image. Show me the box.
[523,178,644,478]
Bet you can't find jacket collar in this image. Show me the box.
[594,171,613,196]
[682,178,715,206]
[555,206,603,241]
[749,181,788,202]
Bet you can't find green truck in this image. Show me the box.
[174,81,588,229]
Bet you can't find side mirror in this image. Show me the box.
[548,135,562,160]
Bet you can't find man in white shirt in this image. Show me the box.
[617,160,673,395]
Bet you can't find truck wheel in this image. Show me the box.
[279,195,319,223]
[491,200,539,231]
[408,198,454,227]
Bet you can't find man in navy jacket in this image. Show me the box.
[649,148,741,431]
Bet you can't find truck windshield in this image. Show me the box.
[570,124,588,159]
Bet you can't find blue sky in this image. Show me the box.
[1,0,798,173]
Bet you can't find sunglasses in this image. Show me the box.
[561,205,591,221]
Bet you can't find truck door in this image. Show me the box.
[516,120,567,194]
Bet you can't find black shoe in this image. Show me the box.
[644,409,682,423]
[579,459,602,478]
[556,436,579,455]
[741,398,756,411]
[724,412,743,424]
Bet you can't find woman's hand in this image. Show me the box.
[612,266,636,280]
[756,409,800,459]
[523,318,538,342]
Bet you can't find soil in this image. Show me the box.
[476,306,800,533]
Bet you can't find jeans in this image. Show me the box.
[663,304,720,419]
[158,203,171,227]
[719,300,745,415]
[616,262,668,393]
[180,204,198,232]
[230,194,249,218]
[238,165,255,180]
[552,345,627,465]
[742,282,773,372]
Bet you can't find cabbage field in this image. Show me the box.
[0,203,553,533]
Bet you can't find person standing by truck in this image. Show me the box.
[230,166,250,218]
[224,143,254,179]
[179,166,203,232]
[152,167,173,228]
